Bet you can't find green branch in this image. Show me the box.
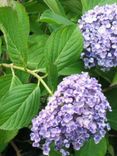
[0,63,53,96]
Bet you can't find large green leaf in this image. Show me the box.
[0,74,21,99]
[46,25,83,90]
[0,2,29,65]
[13,1,29,43]
[27,35,48,69]
[105,88,117,130]
[46,25,83,71]
[75,138,107,156]
[40,9,73,26]
[0,84,40,130]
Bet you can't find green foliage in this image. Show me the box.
[46,25,83,90]
[0,0,116,155]
[0,2,29,65]
[0,84,40,130]
[43,0,66,16]
[40,9,73,26]
[0,74,21,99]
[28,35,48,69]
[75,138,107,156]
[106,88,117,130]
[0,130,18,144]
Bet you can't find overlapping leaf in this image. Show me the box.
[28,35,48,69]
[0,2,29,65]
[0,84,40,130]
[0,74,21,99]
[75,138,107,156]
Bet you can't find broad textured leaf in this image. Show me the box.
[0,2,29,65]
[61,0,82,18]
[0,84,40,130]
[106,88,117,130]
[46,25,83,90]
[40,9,73,26]
[43,0,66,16]
[28,35,48,69]
[0,74,21,99]
[75,138,107,156]
[46,25,83,71]
[0,130,17,144]
[13,1,29,42]
[24,1,47,14]
[59,61,84,76]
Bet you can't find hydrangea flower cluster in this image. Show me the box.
[30,73,111,156]
[79,4,117,70]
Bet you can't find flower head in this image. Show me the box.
[79,4,117,70]
[30,73,111,156]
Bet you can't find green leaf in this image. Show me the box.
[75,138,107,156]
[0,130,17,144]
[40,9,73,26]
[27,35,48,69]
[0,143,7,152]
[105,88,117,130]
[0,74,21,99]
[59,61,84,76]
[95,68,115,83]
[0,84,40,130]
[108,145,115,156]
[46,25,83,71]
[46,25,83,90]
[12,1,30,43]
[43,0,66,16]
[50,144,61,156]
[111,71,117,86]
[24,1,47,14]
[0,2,29,65]
[60,0,82,18]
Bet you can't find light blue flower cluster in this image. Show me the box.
[30,73,111,156]
[79,4,117,70]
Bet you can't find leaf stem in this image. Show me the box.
[11,141,22,156]
[0,63,53,96]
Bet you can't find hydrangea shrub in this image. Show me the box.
[0,0,116,156]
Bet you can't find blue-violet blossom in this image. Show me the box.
[79,4,117,70]
[30,73,111,156]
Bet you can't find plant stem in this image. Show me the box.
[11,141,21,156]
[0,63,53,96]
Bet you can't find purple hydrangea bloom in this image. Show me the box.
[79,4,117,70]
[30,73,111,156]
